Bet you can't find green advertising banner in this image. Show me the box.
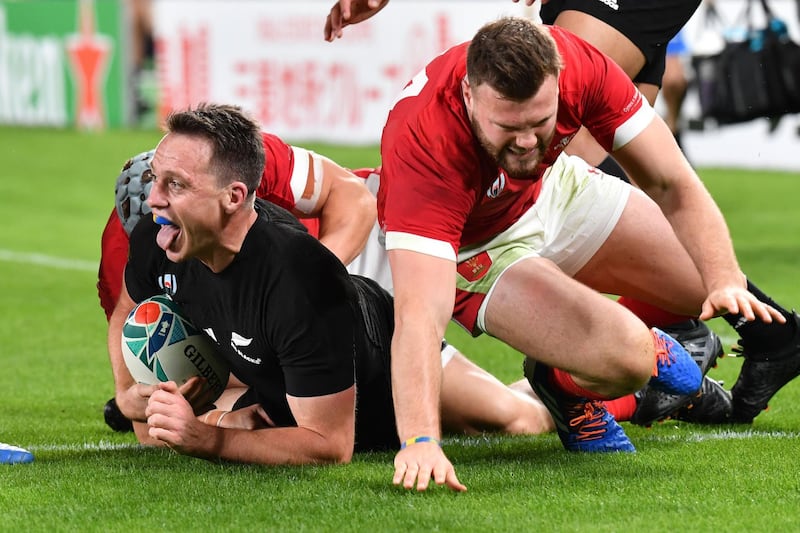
[0,0,127,128]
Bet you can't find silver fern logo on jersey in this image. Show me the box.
[487,171,507,198]
[231,332,261,364]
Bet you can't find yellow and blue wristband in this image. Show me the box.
[400,436,442,450]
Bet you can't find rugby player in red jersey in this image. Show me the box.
[377,18,781,491]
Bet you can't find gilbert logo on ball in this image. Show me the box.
[121,295,230,400]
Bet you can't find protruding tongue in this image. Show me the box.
[154,215,179,251]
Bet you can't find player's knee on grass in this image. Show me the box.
[441,352,554,436]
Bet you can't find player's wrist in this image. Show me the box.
[115,389,147,421]
[201,409,231,427]
[400,435,442,449]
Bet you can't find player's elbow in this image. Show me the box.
[348,188,377,240]
[357,189,377,223]
[339,175,377,225]
[302,422,355,464]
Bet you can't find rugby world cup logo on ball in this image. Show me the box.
[121,295,229,400]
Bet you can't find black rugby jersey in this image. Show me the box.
[125,199,396,444]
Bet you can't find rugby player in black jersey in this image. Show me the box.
[107,103,554,464]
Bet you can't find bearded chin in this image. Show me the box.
[472,119,544,180]
[497,150,542,180]
[481,143,539,180]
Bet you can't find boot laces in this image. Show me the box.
[569,401,608,441]
[652,331,676,376]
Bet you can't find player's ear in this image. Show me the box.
[461,76,473,111]
[224,181,250,213]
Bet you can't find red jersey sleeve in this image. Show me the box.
[97,209,129,321]
[257,132,298,211]
[256,132,320,238]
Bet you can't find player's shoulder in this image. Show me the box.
[246,201,325,272]
[547,25,600,58]
[260,131,311,168]
[256,132,297,204]
[383,43,475,170]
[261,131,291,156]
[385,43,469,135]
[260,131,296,178]
[250,201,354,296]
[250,199,338,265]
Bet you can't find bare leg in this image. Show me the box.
[441,352,554,435]
[573,189,707,315]
[661,54,688,138]
[484,257,654,397]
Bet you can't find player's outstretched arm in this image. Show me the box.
[388,248,467,492]
[324,0,390,41]
[613,117,784,325]
[147,382,358,465]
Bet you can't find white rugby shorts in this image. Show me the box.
[453,153,634,334]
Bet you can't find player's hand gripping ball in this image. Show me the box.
[121,295,230,400]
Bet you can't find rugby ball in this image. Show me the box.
[121,295,229,400]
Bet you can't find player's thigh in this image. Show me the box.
[483,256,653,391]
[636,82,660,107]
[550,9,644,79]
[573,188,706,316]
[562,127,612,167]
[542,0,700,84]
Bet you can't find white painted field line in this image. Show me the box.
[25,441,142,452]
[16,429,800,454]
[639,428,800,443]
[0,248,96,272]
[455,429,800,448]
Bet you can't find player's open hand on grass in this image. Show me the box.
[393,441,466,492]
[700,286,786,325]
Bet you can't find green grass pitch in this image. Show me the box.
[1,126,799,531]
